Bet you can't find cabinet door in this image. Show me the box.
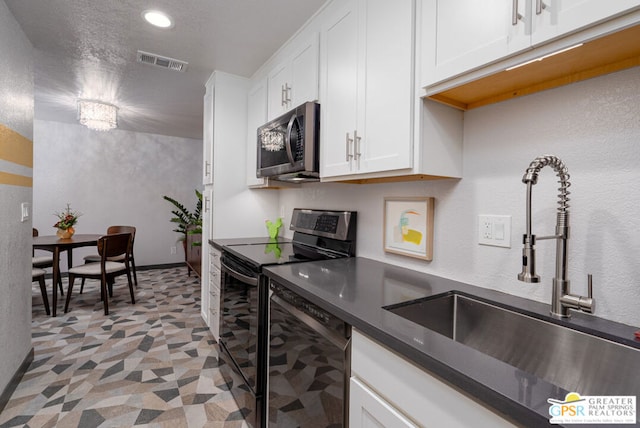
[267,61,291,120]
[200,187,213,324]
[246,79,268,187]
[359,0,414,174]
[350,377,418,428]
[290,32,320,107]
[423,0,529,86]
[202,87,214,185]
[320,0,359,177]
[208,249,221,340]
[268,34,320,121]
[531,0,640,45]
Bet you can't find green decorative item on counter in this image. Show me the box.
[265,217,283,239]
[264,242,282,259]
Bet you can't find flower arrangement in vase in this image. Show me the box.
[54,204,81,239]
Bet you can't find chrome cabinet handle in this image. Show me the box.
[281,84,286,106]
[354,130,361,160]
[345,132,353,161]
[536,0,547,15]
[205,161,211,177]
[204,196,210,213]
[284,83,291,106]
[512,0,524,25]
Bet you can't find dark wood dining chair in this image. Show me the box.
[81,225,138,292]
[65,233,135,315]
[32,228,64,296]
[32,268,51,315]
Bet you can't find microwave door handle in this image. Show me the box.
[285,114,297,165]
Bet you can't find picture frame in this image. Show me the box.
[383,197,434,260]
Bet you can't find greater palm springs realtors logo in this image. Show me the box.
[548,392,636,424]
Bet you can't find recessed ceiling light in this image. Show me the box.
[142,10,174,29]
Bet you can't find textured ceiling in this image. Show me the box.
[5,0,326,139]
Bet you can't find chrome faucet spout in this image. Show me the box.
[517,155,594,318]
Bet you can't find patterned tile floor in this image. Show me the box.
[0,267,248,428]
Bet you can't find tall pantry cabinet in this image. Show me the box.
[201,71,250,339]
[202,71,280,338]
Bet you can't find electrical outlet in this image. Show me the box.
[170,246,177,255]
[478,215,511,248]
[480,216,492,239]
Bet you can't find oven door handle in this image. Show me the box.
[221,261,259,287]
[271,294,349,351]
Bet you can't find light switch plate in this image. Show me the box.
[21,202,30,222]
[478,215,511,248]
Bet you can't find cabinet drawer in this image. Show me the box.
[210,248,221,269]
[209,266,220,290]
[350,377,418,427]
[351,330,514,427]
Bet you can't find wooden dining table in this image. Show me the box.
[32,234,102,317]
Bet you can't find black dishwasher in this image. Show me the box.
[268,280,351,427]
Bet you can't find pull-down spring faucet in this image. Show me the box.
[518,155,595,318]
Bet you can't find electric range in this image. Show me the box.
[217,208,357,428]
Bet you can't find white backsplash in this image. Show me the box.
[279,66,640,327]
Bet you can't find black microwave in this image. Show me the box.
[257,102,319,182]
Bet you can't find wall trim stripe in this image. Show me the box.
[0,123,33,168]
[0,171,32,187]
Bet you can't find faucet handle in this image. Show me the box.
[579,274,595,313]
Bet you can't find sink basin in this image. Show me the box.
[384,291,640,397]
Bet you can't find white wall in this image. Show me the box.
[278,67,640,327]
[0,0,34,398]
[33,120,203,269]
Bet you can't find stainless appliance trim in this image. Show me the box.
[290,209,355,241]
[220,260,259,286]
[268,281,352,427]
[284,114,297,165]
[271,294,349,350]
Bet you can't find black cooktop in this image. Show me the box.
[219,209,357,272]
[223,242,304,269]
[223,240,347,271]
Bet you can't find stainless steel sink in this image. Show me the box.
[384,291,640,396]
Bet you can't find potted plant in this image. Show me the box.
[162,189,203,245]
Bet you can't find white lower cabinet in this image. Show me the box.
[208,247,221,341]
[200,187,212,324]
[350,329,516,427]
[350,377,418,428]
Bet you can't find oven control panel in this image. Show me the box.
[290,208,357,241]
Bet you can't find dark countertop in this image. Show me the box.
[263,257,640,427]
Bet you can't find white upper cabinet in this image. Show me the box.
[423,0,640,87]
[246,78,268,187]
[320,0,414,179]
[267,33,319,120]
[202,80,214,185]
[530,0,640,45]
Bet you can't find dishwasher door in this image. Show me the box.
[268,281,351,427]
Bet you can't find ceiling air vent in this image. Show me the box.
[136,50,188,72]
